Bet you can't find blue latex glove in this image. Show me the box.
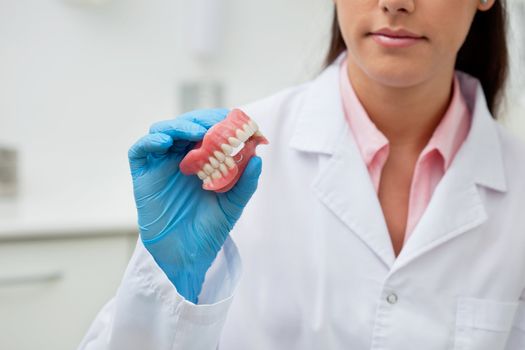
[128,108,262,303]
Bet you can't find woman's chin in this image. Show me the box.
[363,62,432,89]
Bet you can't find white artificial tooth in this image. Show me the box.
[224,156,235,169]
[211,170,222,179]
[209,156,219,168]
[228,137,242,147]
[254,130,263,137]
[203,177,212,185]
[236,129,249,142]
[219,163,228,176]
[221,143,233,155]
[203,163,214,175]
[231,142,244,156]
[214,150,226,162]
[197,171,207,180]
[248,120,258,132]
[243,123,254,136]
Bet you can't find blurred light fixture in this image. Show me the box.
[185,0,225,59]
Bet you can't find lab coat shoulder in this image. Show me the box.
[495,122,525,192]
[489,122,525,233]
[239,81,311,140]
[495,123,525,347]
[500,124,525,346]
[494,122,525,255]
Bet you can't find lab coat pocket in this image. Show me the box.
[454,297,519,350]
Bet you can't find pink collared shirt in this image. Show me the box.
[339,58,471,245]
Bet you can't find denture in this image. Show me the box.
[179,108,269,193]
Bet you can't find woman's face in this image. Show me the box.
[335,0,496,87]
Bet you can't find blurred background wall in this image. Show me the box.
[0,0,332,225]
[0,0,524,349]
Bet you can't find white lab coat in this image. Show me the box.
[79,53,525,350]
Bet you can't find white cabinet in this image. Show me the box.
[0,232,137,350]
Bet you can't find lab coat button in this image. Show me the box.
[386,293,398,304]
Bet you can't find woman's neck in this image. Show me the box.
[347,60,455,154]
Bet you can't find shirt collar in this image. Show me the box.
[426,75,471,170]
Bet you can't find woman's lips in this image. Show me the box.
[369,28,425,48]
[371,34,423,48]
[179,108,268,193]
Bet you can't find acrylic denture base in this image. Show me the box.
[179,108,269,193]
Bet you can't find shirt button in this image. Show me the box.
[386,293,398,304]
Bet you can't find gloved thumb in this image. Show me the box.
[218,156,262,222]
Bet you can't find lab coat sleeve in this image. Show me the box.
[505,289,525,349]
[78,236,241,350]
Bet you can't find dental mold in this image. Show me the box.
[179,108,269,193]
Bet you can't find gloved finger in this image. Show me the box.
[149,118,208,140]
[177,108,230,129]
[218,156,262,222]
[128,133,173,173]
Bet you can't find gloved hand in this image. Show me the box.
[128,108,262,303]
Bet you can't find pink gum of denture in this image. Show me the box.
[179,108,269,193]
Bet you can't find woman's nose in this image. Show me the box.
[378,0,415,14]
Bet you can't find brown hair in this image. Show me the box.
[324,2,509,117]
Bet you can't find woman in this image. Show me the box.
[80,0,525,349]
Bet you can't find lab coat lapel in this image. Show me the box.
[393,72,508,270]
[311,128,397,268]
[290,55,396,268]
